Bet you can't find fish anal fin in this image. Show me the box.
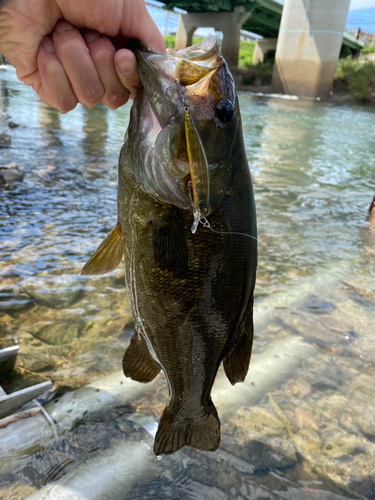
[154,401,220,455]
[123,331,160,383]
[152,211,188,273]
[81,222,124,276]
[223,302,254,385]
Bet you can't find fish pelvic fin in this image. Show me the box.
[154,401,220,455]
[81,222,124,276]
[123,331,161,383]
[223,304,254,385]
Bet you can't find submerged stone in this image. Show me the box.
[0,161,23,185]
[29,321,79,345]
[0,298,34,313]
[222,407,297,470]
[22,275,83,309]
[0,134,11,148]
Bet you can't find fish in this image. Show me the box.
[81,36,257,455]
[368,192,375,231]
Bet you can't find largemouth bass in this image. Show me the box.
[82,36,257,455]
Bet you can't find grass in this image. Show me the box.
[361,45,375,53]
[238,40,256,68]
[164,35,206,50]
[335,58,375,100]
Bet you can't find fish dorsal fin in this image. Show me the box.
[81,222,124,276]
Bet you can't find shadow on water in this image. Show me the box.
[1,68,375,499]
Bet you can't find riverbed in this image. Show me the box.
[1,65,375,500]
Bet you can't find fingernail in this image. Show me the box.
[129,94,136,100]
[54,21,75,34]
[117,57,133,76]
[82,30,102,43]
[42,37,54,52]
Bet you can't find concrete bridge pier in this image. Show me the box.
[272,0,351,99]
[253,38,278,64]
[175,7,251,69]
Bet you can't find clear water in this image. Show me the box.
[1,65,375,499]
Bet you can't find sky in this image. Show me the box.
[146,1,375,37]
[349,0,375,10]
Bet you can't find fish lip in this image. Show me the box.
[127,39,158,55]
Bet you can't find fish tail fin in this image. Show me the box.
[154,401,220,455]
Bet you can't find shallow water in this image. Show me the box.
[1,65,375,499]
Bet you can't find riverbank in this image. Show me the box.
[232,65,375,106]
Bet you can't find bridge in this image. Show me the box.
[158,0,363,99]
[159,0,364,52]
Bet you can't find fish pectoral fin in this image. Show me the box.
[152,212,188,272]
[81,222,124,276]
[223,297,254,385]
[154,401,220,455]
[123,331,161,383]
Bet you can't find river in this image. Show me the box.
[1,64,375,500]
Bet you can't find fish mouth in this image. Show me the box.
[129,37,236,218]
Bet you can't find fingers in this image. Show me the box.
[37,36,78,113]
[81,30,129,109]
[114,49,140,98]
[52,21,104,109]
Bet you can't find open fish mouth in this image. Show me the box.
[129,36,238,224]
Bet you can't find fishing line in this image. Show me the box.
[199,216,259,243]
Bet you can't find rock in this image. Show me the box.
[176,445,254,493]
[301,449,375,500]
[35,165,56,177]
[180,482,228,500]
[0,483,37,499]
[22,275,83,309]
[300,356,348,390]
[352,408,375,440]
[292,427,321,454]
[0,297,34,313]
[0,161,23,185]
[222,407,297,470]
[28,321,79,345]
[19,350,56,372]
[0,133,11,148]
[285,376,311,399]
[7,121,19,129]
[274,486,360,500]
[302,294,336,315]
[346,369,375,404]
[279,312,351,348]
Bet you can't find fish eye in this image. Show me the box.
[215,99,234,123]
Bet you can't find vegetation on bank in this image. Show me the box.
[335,58,375,100]
[361,45,375,53]
[163,35,375,101]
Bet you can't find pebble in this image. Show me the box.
[0,161,23,184]
[0,133,11,148]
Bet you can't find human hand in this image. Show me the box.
[0,0,165,112]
